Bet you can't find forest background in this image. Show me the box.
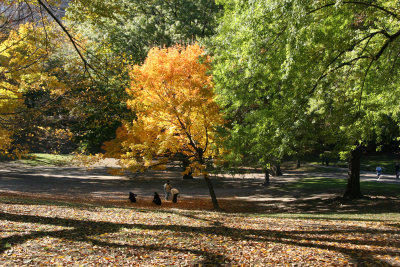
[1,0,400,208]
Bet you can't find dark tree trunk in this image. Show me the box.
[296,159,301,169]
[183,173,193,179]
[203,173,220,210]
[343,147,363,199]
[197,150,219,210]
[271,164,282,176]
[182,157,193,179]
[263,168,270,185]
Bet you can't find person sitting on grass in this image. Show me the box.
[129,192,137,203]
[153,192,162,205]
[171,188,179,203]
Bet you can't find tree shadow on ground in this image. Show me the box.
[216,196,400,216]
[0,209,399,266]
[0,212,226,265]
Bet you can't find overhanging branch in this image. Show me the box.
[36,0,95,76]
[309,1,399,20]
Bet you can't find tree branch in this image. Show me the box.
[308,28,399,97]
[36,0,95,77]
[309,1,399,20]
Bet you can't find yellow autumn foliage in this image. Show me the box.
[104,43,224,173]
[0,22,67,155]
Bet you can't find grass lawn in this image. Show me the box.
[360,154,400,174]
[302,153,400,174]
[1,195,400,266]
[289,177,400,197]
[16,153,76,166]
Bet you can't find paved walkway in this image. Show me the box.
[0,161,398,202]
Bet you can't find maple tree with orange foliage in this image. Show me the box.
[104,43,224,209]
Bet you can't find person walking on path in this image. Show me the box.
[171,187,180,203]
[395,163,399,179]
[164,180,172,200]
[376,166,382,180]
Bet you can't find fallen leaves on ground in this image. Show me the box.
[1,198,400,266]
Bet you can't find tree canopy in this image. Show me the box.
[212,0,400,197]
[0,20,70,155]
[1,0,400,201]
[65,0,221,63]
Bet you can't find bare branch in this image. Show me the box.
[308,27,399,97]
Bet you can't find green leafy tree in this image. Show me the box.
[212,0,400,198]
[61,40,133,153]
[65,0,221,63]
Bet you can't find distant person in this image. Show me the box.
[153,192,162,205]
[129,192,137,203]
[164,180,172,200]
[396,163,399,179]
[376,166,382,180]
[171,187,180,203]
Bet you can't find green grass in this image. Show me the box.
[360,154,400,174]
[298,153,400,173]
[361,180,400,196]
[287,177,400,197]
[18,153,76,166]
[296,164,346,173]
[287,177,346,190]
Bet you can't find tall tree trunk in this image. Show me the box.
[296,159,301,169]
[343,147,363,198]
[203,173,220,210]
[182,157,193,179]
[263,168,270,185]
[271,164,283,176]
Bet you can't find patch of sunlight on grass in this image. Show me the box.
[19,153,75,166]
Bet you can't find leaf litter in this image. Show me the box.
[1,200,400,266]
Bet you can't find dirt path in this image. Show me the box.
[0,161,282,200]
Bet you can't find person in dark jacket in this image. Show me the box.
[129,192,137,203]
[153,192,162,205]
